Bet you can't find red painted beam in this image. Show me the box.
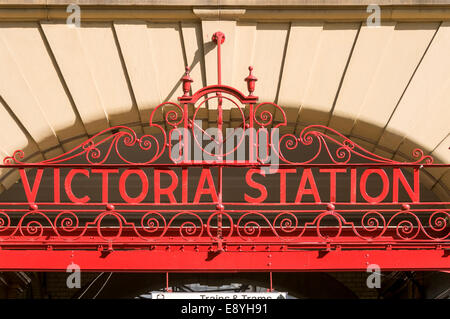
[0,249,448,272]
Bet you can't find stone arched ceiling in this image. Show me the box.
[0,2,448,200]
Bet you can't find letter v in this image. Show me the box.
[20,169,43,203]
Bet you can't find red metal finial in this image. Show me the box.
[212,32,225,85]
[212,31,225,44]
[245,66,257,96]
[181,66,193,97]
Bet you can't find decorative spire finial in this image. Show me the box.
[212,31,225,45]
[181,66,193,97]
[245,66,257,96]
[212,32,225,85]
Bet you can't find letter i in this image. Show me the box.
[350,168,357,203]
[182,168,188,203]
[54,168,60,203]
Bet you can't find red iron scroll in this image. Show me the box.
[0,32,448,272]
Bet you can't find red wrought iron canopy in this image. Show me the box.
[0,31,448,272]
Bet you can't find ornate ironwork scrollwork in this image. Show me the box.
[0,30,447,253]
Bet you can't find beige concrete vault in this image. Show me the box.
[0,2,448,200]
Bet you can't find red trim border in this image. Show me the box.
[0,249,448,272]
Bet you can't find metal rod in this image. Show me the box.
[166,272,170,292]
[269,272,273,292]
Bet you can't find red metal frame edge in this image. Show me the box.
[0,249,448,272]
